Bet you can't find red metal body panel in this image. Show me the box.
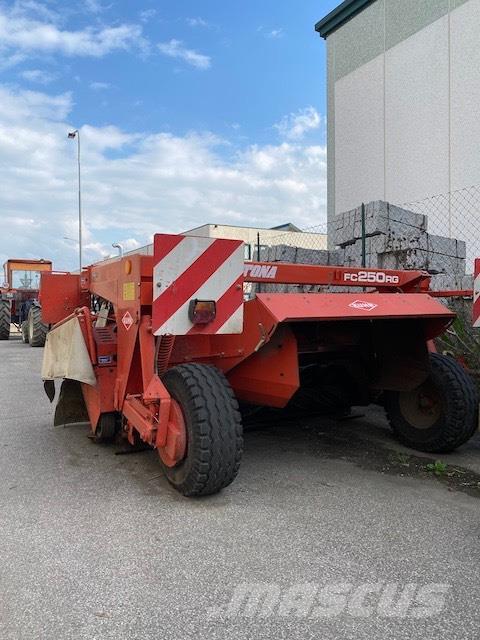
[227,324,299,407]
[244,261,431,291]
[40,272,90,324]
[255,293,454,324]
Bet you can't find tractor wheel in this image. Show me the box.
[93,412,117,443]
[0,299,10,340]
[384,353,478,453]
[21,321,29,344]
[160,363,243,496]
[28,305,47,347]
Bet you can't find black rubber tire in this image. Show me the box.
[21,321,29,344]
[0,299,10,340]
[160,364,243,496]
[384,353,479,453]
[28,305,47,347]
[94,412,117,443]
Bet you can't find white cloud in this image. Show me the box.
[157,39,211,70]
[0,87,73,120]
[266,28,284,39]
[20,68,56,84]
[139,9,156,23]
[84,0,109,13]
[0,86,326,271]
[10,1,60,24]
[187,17,209,28]
[274,106,322,141]
[0,5,147,62]
[90,81,110,90]
[257,26,284,39]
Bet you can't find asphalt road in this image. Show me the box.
[1,335,480,639]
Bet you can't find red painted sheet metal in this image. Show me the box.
[255,293,455,323]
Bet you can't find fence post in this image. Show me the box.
[257,232,261,261]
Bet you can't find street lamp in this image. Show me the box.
[68,129,82,272]
[112,242,124,257]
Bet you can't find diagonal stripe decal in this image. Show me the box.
[152,234,244,335]
[153,236,215,302]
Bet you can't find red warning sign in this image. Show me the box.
[122,311,134,331]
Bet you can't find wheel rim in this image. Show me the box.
[158,399,187,468]
[398,380,443,429]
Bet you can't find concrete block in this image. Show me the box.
[429,273,472,292]
[384,203,427,231]
[333,201,427,247]
[457,240,467,260]
[295,247,330,266]
[427,235,464,258]
[378,249,466,275]
[270,245,297,263]
[328,249,344,266]
[379,229,428,253]
[429,274,460,291]
[258,246,271,261]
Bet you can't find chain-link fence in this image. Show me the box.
[244,222,331,297]
[253,184,480,295]
[402,184,480,270]
[248,222,328,263]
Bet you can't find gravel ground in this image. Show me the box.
[0,335,479,639]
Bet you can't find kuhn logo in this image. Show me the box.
[243,265,278,279]
[349,300,378,311]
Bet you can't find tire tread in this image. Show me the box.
[161,363,243,496]
[0,299,10,340]
[29,305,47,347]
[385,353,478,453]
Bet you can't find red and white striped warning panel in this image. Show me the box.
[473,258,480,328]
[152,234,244,336]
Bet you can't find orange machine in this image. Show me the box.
[40,234,478,496]
[0,258,51,345]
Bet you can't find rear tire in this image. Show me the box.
[160,364,243,496]
[0,299,10,340]
[28,305,47,347]
[93,412,117,443]
[385,353,478,453]
[21,321,29,343]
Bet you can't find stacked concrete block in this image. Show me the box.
[255,244,345,293]
[252,201,470,297]
[333,201,427,247]
[264,244,342,267]
[333,201,467,278]
[379,251,466,275]
[429,273,473,292]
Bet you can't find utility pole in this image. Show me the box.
[68,129,82,271]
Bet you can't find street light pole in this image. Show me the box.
[68,129,82,271]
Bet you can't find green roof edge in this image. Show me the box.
[315,0,375,38]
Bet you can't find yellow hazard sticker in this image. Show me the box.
[123,282,136,301]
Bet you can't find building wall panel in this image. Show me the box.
[335,54,385,214]
[385,16,450,204]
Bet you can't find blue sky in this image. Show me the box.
[0,0,338,269]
